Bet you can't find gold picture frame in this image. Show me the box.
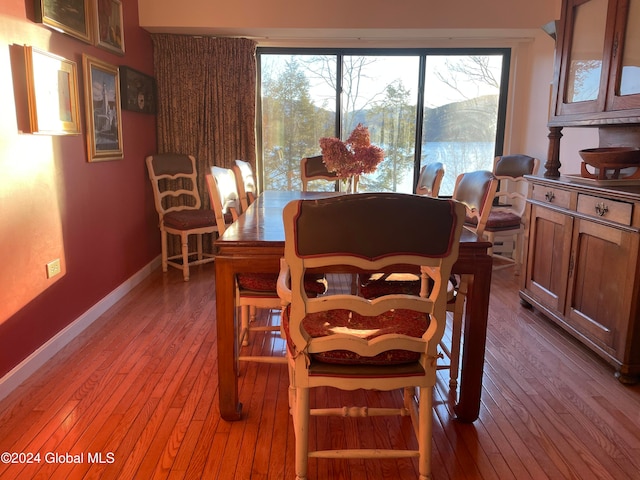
[24,46,81,135]
[95,0,125,55]
[35,0,93,44]
[82,55,123,162]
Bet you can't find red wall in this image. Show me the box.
[0,1,160,378]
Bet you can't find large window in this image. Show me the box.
[258,48,510,196]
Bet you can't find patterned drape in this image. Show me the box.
[150,35,257,255]
[151,35,257,208]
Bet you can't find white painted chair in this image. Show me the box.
[277,193,465,480]
[232,159,258,212]
[484,155,540,274]
[416,162,445,197]
[146,154,217,281]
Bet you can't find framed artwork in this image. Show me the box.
[82,55,123,162]
[119,66,156,114]
[24,46,81,135]
[95,0,125,55]
[35,0,93,44]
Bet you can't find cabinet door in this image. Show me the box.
[606,0,640,110]
[565,219,639,355]
[555,0,617,116]
[524,205,574,314]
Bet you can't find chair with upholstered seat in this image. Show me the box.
[360,170,497,389]
[145,153,217,281]
[277,193,465,480]
[232,159,258,212]
[206,167,326,364]
[458,170,500,239]
[300,155,339,192]
[206,166,282,361]
[416,162,445,197]
[444,170,498,387]
[484,154,540,274]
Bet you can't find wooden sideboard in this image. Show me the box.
[520,175,640,383]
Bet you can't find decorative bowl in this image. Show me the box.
[578,147,640,168]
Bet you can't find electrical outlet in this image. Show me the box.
[46,259,61,279]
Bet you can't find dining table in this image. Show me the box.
[214,190,493,423]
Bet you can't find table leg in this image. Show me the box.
[216,256,242,421]
[454,253,492,423]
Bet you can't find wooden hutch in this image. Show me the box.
[520,0,640,382]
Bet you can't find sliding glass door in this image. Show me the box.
[258,49,509,195]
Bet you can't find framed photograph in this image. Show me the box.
[23,46,81,135]
[35,0,93,44]
[95,0,125,55]
[119,66,156,114]
[82,55,123,162]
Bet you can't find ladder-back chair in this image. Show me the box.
[300,155,339,192]
[416,162,445,197]
[277,193,465,480]
[145,154,216,281]
[484,154,540,273]
[232,159,258,212]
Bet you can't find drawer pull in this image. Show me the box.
[595,202,609,217]
[545,191,555,202]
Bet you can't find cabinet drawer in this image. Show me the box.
[577,194,633,225]
[531,184,572,209]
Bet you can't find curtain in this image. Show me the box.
[151,35,257,254]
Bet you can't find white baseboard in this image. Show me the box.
[0,256,161,403]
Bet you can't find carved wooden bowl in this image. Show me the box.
[579,147,640,180]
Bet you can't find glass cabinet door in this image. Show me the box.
[607,0,640,109]
[556,0,613,116]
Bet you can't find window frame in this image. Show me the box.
[257,47,511,195]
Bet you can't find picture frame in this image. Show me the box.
[119,66,156,114]
[35,0,93,44]
[95,0,125,55]
[23,46,81,135]
[82,55,123,162]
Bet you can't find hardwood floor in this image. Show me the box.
[1,262,639,479]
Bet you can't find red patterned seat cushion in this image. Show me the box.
[237,273,327,296]
[283,306,429,365]
[163,209,216,230]
[484,210,521,231]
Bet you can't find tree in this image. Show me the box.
[433,56,500,103]
[368,80,417,192]
[262,58,331,190]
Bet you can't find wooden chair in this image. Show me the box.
[300,155,339,191]
[277,193,465,480]
[232,159,257,212]
[205,167,326,364]
[416,162,445,197]
[443,170,499,386]
[206,167,282,362]
[360,170,497,389]
[484,154,540,274]
[145,154,217,281]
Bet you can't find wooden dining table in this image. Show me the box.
[214,190,493,423]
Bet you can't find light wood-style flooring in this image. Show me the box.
[0,262,639,479]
